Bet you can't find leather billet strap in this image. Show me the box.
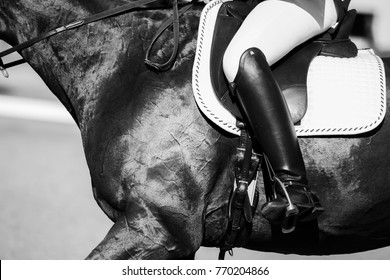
[0,0,195,77]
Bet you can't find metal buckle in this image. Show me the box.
[0,58,9,78]
[0,66,9,78]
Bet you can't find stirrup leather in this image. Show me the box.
[219,128,261,259]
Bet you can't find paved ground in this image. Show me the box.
[0,45,389,260]
[0,117,111,259]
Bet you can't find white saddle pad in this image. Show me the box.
[192,0,387,136]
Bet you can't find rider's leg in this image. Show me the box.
[229,48,323,232]
[223,0,339,81]
[223,0,339,230]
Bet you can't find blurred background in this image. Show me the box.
[1,0,389,259]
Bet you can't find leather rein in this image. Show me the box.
[0,0,195,78]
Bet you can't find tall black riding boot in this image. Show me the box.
[231,47,323,233]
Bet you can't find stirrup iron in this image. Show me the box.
[274,177,299,233]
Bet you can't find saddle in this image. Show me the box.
[194,0,386,140]
[210,0,358,125]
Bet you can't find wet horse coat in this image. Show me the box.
[1,0,390,259]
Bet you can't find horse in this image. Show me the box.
[1,0,390,260]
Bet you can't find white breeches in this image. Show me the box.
[223,0,339,82]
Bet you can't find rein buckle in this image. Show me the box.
[0,58,9,78]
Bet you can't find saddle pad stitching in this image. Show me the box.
[295,49,386,136]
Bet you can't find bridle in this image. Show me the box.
[0,0,196,78]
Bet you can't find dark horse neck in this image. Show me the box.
[2,0,390,259]
[0,0,191,129]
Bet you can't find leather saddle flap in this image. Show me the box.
[209,0,256,119]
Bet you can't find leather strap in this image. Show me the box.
[219,129,260,260]
[0,0,192,76]
[144,0,194,72]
